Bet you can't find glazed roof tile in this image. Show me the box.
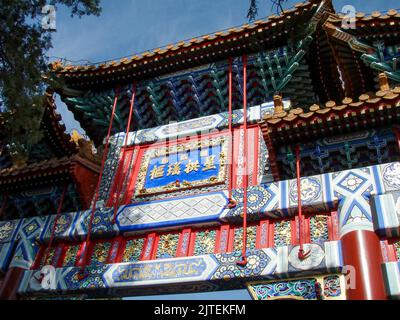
[327,8,400,32]
[0,157,72,179]
[335,9,400,22]
[0,155,100,186]
[49,0,326,77]
[0,93,101,181]
[262,86,400,128]
[43,92,78,156]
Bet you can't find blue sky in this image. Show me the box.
[51,0,400,136]
[48,0,399,300]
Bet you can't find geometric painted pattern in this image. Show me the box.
[74,207,118,240]
[117,192,229,231]
[0,242,15,273]
[223,164,392,238]
[123,100,284,147]
[2,162,399,275]
[228,183,278,220]
[17,241,343,297]
[98,99,285,205]
[98,133,126,203]
[22,220,41,238]
[41,212,76,242]
[337,172,368,193]
[10,216,48,270]
[333,167,374,236]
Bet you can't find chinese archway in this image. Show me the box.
[1,0,400,300]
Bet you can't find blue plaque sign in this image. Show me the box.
[135,136,228,196]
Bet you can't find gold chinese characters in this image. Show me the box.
[149,155,218,180]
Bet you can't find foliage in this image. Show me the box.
[247,0,289,21]
[0,0,101,164]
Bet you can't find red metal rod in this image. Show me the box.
[226,57,237,209]
[81,88,120,271]
[113,82,137,223]
[228,57,233,200]
[238,55,248,266]
[44,184,67,266]
[119,149,136,204]
[112,151,128,219]
[108,150,126,207]
[123,82,137,147]
[119,88,141,206]
[295,145,309,260]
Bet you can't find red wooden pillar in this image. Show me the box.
[341,230,387,300]
[0,267,24,300]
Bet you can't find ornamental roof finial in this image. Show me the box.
[273,95,284,114]
[379,73,390,92]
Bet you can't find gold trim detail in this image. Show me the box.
[135,136,228,196]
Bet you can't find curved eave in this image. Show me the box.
[0,157,73,190]
[0,155,100,191]
[261,86,400,144]
[50,1,334,90]
[331,9,400,38]
[43,92,78,157]
[322,12,400,98]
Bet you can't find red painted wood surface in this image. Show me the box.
[176,228,192,258]
[341,230,387,300]
[31,212,340,271]
[110,126,261,205]
[385,239,400,263]
[0,267,24,300]
[72,162,99,210]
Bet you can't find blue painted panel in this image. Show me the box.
[144,144,222,190]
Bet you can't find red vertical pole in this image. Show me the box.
[295,146,304,254]
[237,55,248,266]
[113,82,137,223]
[228,58,234,204]
[81,88,120,273]
[295,145,311,260]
